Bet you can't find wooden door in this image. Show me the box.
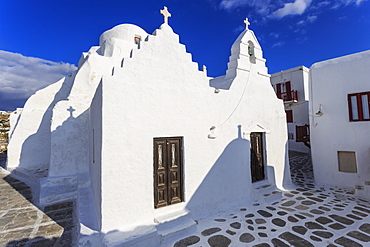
[250,132,265,183]
[154,137,183,208]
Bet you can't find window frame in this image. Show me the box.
[348,91,370,122]
[285,110,293,123]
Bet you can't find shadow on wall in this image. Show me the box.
[186,125,252,218]
[16,77,73,172]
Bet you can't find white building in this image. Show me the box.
[7,8,290,246]
[309,50,370,200]
[270,66,310,153]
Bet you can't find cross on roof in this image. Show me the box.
[244,18,250,30]
[160,6,171,24]
[67,106,75,118]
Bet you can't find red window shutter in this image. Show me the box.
[276,83,281,99]
[286,81,291,93]
[286,110,293,123]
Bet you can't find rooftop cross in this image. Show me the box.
[160,6,171,24]
[244,18,250,30]
[67,106,75,118]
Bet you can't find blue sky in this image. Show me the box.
[0,0,369,110]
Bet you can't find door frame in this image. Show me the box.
[153,136,184,208]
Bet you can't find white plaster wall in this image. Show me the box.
[7,76,74,171]
[97,23,289,232]
[310,50,370,196]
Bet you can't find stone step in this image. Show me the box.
[252,182,282,203]
[155,211,197,244]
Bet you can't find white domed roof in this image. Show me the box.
[99,24,148,46]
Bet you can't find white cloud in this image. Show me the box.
[307,15,317,22]
[233,25,245,33]
[272,41,285,48]
[269,0,313,19]
[269,32,280,39]
[0,50,76,102]
[219,0,278,15]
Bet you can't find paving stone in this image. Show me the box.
[226,230,236,235]
[292,226,308,235]
[272,218,286,227]
[354,206,370,214]
[257,210,273,217]
[352,210,368,217]
[294,214,306,219]
[201,227,221,236]
[295,205,309,210]
[316,216,334,225]
[271,238,289,247]
[277,211,287,216]
[281,201,296,206]
[279,232,314,247]
[258,232,268,237]
[310,209,325,214]
[300,212,314,217]
[214,219,226,222]
[307,196,324,202]
[346,214,362,220]
[245,213,254,218]
[318,206,331,211]
[240,208,247,211]
[359,223,370,234]
[230,222,241,229]
[208,235,231,247]
[329,214,354,225]
[266,206,276,211]
[253,243,270,247]
[301,200,316,205]
[239,233,255,243]
[328,223,346,230]
[174,235,200,247]
[255,218,266,224]
[310,235,322,241]
[312,231,333,239]
[347,231,370,242]
[248,225,254,231]
[287,216,298,223]
[305,222,326,230]
[246,219,254,224]
[334,236,363,247]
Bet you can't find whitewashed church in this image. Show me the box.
[6,7,290,246]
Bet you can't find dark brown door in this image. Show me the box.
[250,132,265,183]
[154,137,183,208]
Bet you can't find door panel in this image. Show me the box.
[250,132,265,183]
[154,137,183,208]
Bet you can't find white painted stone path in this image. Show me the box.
[170,151,370,247]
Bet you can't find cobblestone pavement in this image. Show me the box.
[0,168,76,246]
[172,151,370,247]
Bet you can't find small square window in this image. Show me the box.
[338,151,357,173]
[134,35,141,45]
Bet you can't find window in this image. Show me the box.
[285,110,293,123]
[276,81,297,102]
[134,35,141,45]
[348,91,370,121]
[296,125,310,142]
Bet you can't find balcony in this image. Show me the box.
[277,90,298,103]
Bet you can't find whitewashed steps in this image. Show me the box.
[252,182,283,203]
[155,211,197,244]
